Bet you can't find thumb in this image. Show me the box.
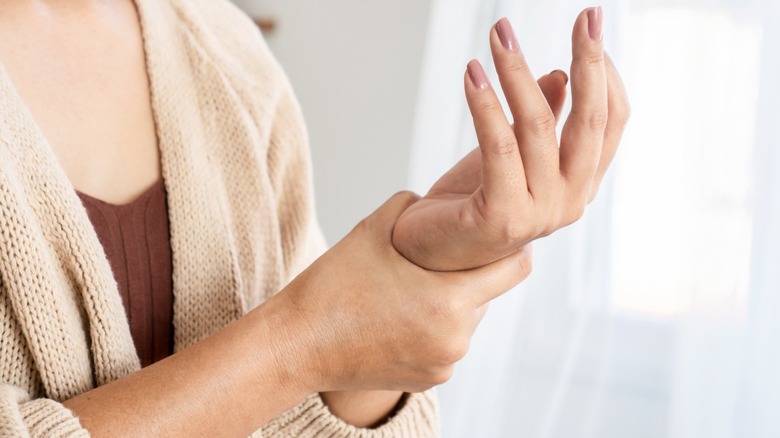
[365,191,421,240]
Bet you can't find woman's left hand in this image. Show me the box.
[393,9,630,271]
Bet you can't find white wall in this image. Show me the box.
[232,0,433,243]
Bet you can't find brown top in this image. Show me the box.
[77,179,174,367]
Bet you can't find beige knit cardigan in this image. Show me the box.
[0,0,438,436]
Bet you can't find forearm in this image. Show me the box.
[64,295,314,437]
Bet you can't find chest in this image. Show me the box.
[0,1,158,204]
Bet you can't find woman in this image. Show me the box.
[0,0,628,436]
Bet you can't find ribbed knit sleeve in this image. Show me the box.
[261,392,439,438]
[0,386,86,438]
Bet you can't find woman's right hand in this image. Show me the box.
[272,191,533,393]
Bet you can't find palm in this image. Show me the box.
[412,148,487,237]
[394,146,508,272]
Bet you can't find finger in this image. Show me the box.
[465,59,528,205]
[559,7,608,199]
[438,70,568,200]
[537,70,569,122]
[491,17,560,199]
[467,244,533,306]
[589,53,630,202]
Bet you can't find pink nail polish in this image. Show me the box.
[588,7,603,41]
[467,60,489,89]
[495,17,518,51]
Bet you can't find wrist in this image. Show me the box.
[248,284,329,397]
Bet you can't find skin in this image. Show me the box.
[318,68,573,428]
[0,0,159,204]
[0,1,629,435]
[393,12,631,272]
[62,192,532,436]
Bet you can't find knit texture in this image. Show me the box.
[0,0,438,436]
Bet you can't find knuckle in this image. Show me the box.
[615,99,631,129]
[481,212,525,242]
[518,249,533,279]
[523,111,557,137]
[538,207,562,237]
[429,366,455,386]
[538,221,556,238]
[567,202,587,224]
[559,196,587,226]
[576,53,606,71]
[491,134,519,157]
[502,221,526,242]
[476,98,503,115]
[504,57,532,76]
[437,340,469,365]
[429,295,468,322]
[588,109,609,132]
[572,108,608,133]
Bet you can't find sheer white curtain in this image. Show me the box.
[408,0,780,437]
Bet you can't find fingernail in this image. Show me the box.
[467,60,489,89]
[588,7,603,41]
[495,17,518,51]
[550,69,569,85]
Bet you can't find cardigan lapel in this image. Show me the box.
[135,0,245,350]
[0,65,140,396]
[0,0,247,396]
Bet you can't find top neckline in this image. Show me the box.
[76,178,165,209]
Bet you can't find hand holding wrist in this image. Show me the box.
[270,192,532,396]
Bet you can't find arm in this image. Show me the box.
[314,60,572,432]
[261,9,630,428]
[52,192,531,437]
[264,80,407,428]
[62,294,317,436]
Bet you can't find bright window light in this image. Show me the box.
[610,8,760,318]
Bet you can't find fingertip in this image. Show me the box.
[466,59,490,90]
[587,7,603,42]
[573,7,604,47]
[551,69,569,86]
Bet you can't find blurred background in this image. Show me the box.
[235,1,779,437]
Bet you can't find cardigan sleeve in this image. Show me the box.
[260,391,439,437]
[0,386,86,437]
